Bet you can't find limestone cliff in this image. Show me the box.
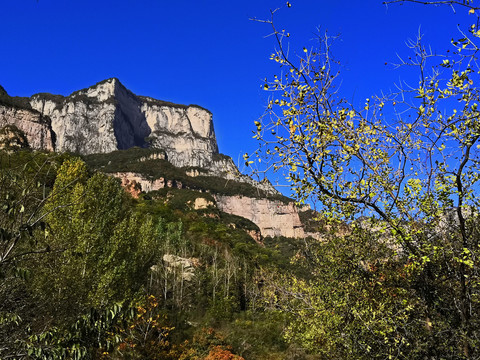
[0,78,277,192]
[28,78,226,172]
[214,195,305,238]
[214,195,322,239]
[0,87,54,151]
[111,171,318,239]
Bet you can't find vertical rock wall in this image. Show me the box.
[27,78,234,173]
[214,195,306,238]
[1,78,279,198]
[0,105,54,151]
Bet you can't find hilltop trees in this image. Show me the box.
[250,3,480,358]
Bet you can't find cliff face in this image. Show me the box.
[111,171,313,239]
[0,105,54,151]
[105,169,297,238]
[214,195,306,238]
[28,78,228,172]
[0,78,269,183]
[140,96,219,169]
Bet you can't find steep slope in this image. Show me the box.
[82,148,321,239]
[214,195,305,238]
[13,78,275,186]
[28,78,226,170]
[0,88,54,151]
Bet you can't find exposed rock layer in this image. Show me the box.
[214,195,305,238]
[1,78,278,193]
[113,171,310,239]
[28,78,225,171]
[0,105,54,151]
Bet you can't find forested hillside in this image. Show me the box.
[1,149,313,359]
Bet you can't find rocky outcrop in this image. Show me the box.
[191,197,215,210]
[1,79,316,238]
[27,78,238,175]
[0,105,54,151]
[0,124,29,151]
[160,254,199,281]
[184,162,278,196]
[246,229,262,244]
[119,176,142,199]
[112,171,308,238]
[214,195,306,238]
[114,172,168,193]
[140,96,218,169]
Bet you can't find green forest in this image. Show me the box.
[0,150,299,359]
[3,1,480,359]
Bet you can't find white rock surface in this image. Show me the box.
[26,78,241,175]
[215,195,306,238]
[111,171,303,238]
[0,105,54,151]
[192,197,215,210]
[1,78,279,195]
[113,172,166,193]
[162,254,197,281]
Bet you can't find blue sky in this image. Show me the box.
[0,0,472,189]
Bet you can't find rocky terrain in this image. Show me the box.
[0,85,55,151]
[29,78,232,171]
[0,79,321,239]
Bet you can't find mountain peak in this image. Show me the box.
[2,80,233,174]
[70,78,124,102]
[0,84,8,97]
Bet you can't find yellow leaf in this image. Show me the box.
[469,8,475,14]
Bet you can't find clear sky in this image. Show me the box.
[0,0,472,189]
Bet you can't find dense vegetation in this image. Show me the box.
[82,147,292,202]
[245,1,480,358]
[0,149,314,360]
[8,147,479,359]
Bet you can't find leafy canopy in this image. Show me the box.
[250,2,480,358]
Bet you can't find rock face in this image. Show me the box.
[161,254,198,281]
[1,78,277,192]
[140,96,218,169]
[0,105,54,151]
[191,197,215,210]
[214,195,306,238]
[150,254,200,282]
[1,79,319,239]
[113,171,308,239]
[27,78,231,172]
[114,172,168,193]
